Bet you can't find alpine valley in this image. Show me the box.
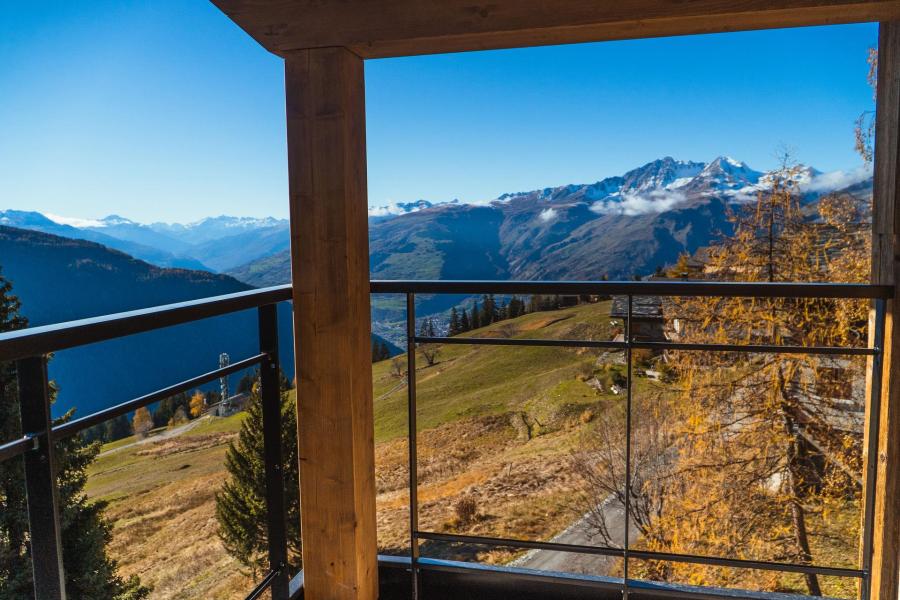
[1,156,871,416]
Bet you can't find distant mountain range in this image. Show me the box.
[0,211,291,273]
[6,156,870,289]
[3,155,872,347]
[229,156,872,289]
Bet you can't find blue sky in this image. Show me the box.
[0,3,878,223]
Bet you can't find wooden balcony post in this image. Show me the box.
[868,20,900,600]
[284,47,377,599]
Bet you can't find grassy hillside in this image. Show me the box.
[85,300,635,597]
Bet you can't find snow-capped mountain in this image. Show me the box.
[491,156,868,216]
[34,213,291,272]
[686,156,763,192]
[8,155,872,284]
[149,215,288,244]
[368,199,457,222]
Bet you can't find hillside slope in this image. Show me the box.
[86,300,626,598]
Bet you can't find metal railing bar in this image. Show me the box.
[407,292,420,600]
[414,336,874,356]
[50,353,267,441]
[0,280,886,363]
[633,341,877,356]
[414,336,626,349]
[414,531,624,558]
[624,294,634,600]
[244,569,278,600]
[627,548,864,579]
[0,285,292,362]
[369,280,893,299]
[0,434,36,463]
[19,356,66,599]
[258,304,289,600]
[413,530,864,578]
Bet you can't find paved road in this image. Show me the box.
[96,416,208,458]
[512,492,637,575]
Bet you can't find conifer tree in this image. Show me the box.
[470,302,481,330]
[0,269,149,599]
[479,294,499,325]
[418,317,436,338]
[237,373,254,395]
[168,406,188,427]
[216,372,301,575]
[103,414,131,442]
[153,392,189,428]
[460,309,471,333]
[497,299,508,321]
[448,308,462,336]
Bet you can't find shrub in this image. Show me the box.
[454,496,478,525]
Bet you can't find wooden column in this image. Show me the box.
[868,20,900,600]
[285,47,377,599]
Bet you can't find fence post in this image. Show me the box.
[17,355,66,600]
[258,304,289,599]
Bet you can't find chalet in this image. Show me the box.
[609,294,666,342]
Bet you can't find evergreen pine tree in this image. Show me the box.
[216,372,301,575]
[237,373,254,395]
[0,269,149,599]
[103,414,131,442]
[154,396,176,428]
[460,309,471,333]
[479,294,494,325]
[507,296,522,319]
[471,302,481,330]
[448,308,461,336]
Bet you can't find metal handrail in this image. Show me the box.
[393,282,890,600]
[0,278,886,362]
[0,279,891,600]
[370,279,892,298]
[0,286,293,600]
[0,284,292,362]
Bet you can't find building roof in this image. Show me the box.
[609,295,663,320]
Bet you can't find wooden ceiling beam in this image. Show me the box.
[211,0,900,58]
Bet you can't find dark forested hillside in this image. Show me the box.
[0,226,251,324]
[0,226,290,419]
[0,226,401,418]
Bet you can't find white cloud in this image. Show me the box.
[590,190,687,216]
[44,213,105,228]
[367,205,402,217]
[538,208,557,223]
[801,165,872,193]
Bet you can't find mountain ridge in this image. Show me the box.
[227,156,872,290]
